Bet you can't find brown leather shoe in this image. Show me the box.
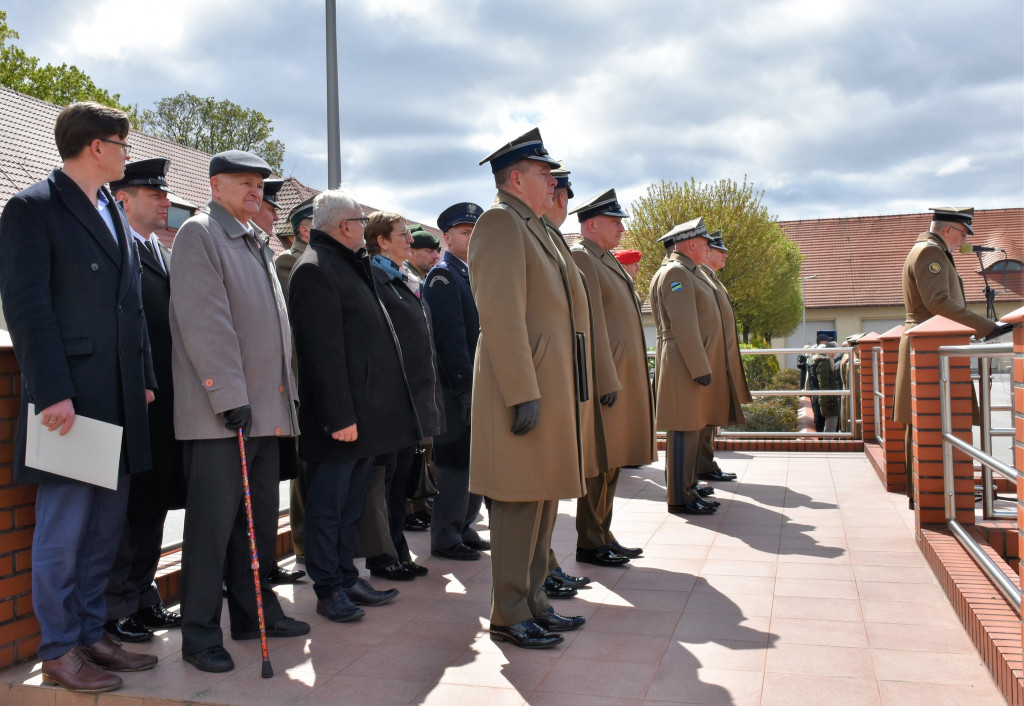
[41,646,122,693]
[84,634,157,672]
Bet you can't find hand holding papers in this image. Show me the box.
[26,403,123,490]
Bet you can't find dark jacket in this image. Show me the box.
[0,169,156,484]
[370,257,444,439]
[289,230,419,462]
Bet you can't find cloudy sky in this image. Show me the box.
[4,0,1022,225]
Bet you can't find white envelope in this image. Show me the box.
[25,403,123,490]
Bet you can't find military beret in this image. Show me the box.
[708,231,728,251]
[109,157,172,194]
[262,178,284,209]
[657,217,711,247]
[570,188,629,222]
[209,149,272,178]
[479,127,561,173]
[409,224,441,251]
[614,249,642,265]
[437,202,483,232]
[929,206,974,235]
[288,196,315,231]
[551,162,574,199]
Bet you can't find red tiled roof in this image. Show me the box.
[782,209,1024,310]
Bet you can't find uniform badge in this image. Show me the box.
[928,262,942,274]
[429,274,450,287]
[670,281,683,292]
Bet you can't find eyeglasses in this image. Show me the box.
[98,138,132,157]
[344,217,370,226]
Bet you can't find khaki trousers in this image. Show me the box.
[489,499,556,626]
[575,467,620,550]
[696,426,719,474]
[666,430,701,505]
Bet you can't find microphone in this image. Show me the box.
[959,244,1004,254]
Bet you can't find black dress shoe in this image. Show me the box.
[104,616,153,643]
[369,561,417,581]
[532,606,585,632]
[668,499,717,515]
[549,566,591,588]
[134,604,182,629]
[404,514,429,532]
[489,620,564,649]
[698,468,737,481]
[265,565,306,584]
[697,486,715,497]
[402,560,428,576]
[316,590,364,623]
[576,546,630,567]
[464,537,491,551]
[543,576,578,599]
[704,498,722,508]
[606,540,643,558]
[345,578,399,607]
[232,616,310,640]
[183,645,234,673]
[431,543,481,561]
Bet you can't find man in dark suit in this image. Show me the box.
[104,158,186,643]
[0,101,159,693]
[423,202,488,561]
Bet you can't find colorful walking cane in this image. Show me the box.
[238,429,273,678]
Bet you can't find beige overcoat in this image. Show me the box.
[649,251,731,432]
[893,233,996,423]
[571,238,656,468]
[468,191,587,501]
[702,265,753,423]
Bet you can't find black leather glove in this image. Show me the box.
[511,400,539,435]
[694,374,712,387]
[983,322,1014,341]
[223,405,252,438]
[458,391,473,425]
[600,391,618,407]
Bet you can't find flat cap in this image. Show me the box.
[570,188,629,222]
[109,157,172,193]
[657,217,711,246]
[479,127,561,173]
[614,249,642,265]
[437,202,483,232]
[929,206,974,234]
[409,224,441,251]
[551,161,574,199]
[262,178,284,209]
[209,149,272,178]
[707,230,728,251]
[288,196,315,231]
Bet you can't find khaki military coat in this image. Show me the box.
[893,233,996,423]
[571,238,656,468]
[273,236,307,300]
[468,191,587,501]
[649,251,731,432]
[702,265,753,423]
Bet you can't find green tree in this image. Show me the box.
[623,177,804,343]
[0,11,134,120]
[142,92,285,175]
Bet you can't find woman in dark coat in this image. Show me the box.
[364,212,445,580]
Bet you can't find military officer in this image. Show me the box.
[423,202,489,561]
[105,158,186,643]
[274,196,314,297]
[650,217,730,515]
[405,224,442,281]
[568,189,655,566]
[614,249,642,281]
[893,207,1008,507]
[251,178,284,242]
[471,128,587,649]
[696,233,751,484]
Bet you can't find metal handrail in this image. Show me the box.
[871,346,883,444]
[938,342,1021,615]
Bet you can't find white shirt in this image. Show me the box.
[96,190,118,243]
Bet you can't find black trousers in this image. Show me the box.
[367,445,416,567]
[666,430,701,505]
[180,437,285,655]
[104,470,168,619]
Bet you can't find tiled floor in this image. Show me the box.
[0,451,1008,705]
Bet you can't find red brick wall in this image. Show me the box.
[0,346,39,668]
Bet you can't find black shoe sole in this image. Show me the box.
[575,554,629,567]
[182,652,234,673]
[489,631,565,649]
[369,569,416,582]
[104,629,152,643]
[345,593,398,607]
[534,619,585,632]
[231,627,311,640]
[316,605,365,623]
[430,549,480,561]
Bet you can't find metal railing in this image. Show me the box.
[938,341,1021,615]
[977,355,1018,519]
[871,346,883,444]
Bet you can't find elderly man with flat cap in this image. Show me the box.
[894,206,1009,508]
[569,188,656,565]
[650,217,729,515]
[423,201,489,561]
[170,150,309,673]
[470,128,587,649]
[104,158,186,644]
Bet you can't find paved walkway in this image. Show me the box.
[0,451,1007,705]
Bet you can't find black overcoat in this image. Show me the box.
[0,169,156,485]
[289,230,419,463]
